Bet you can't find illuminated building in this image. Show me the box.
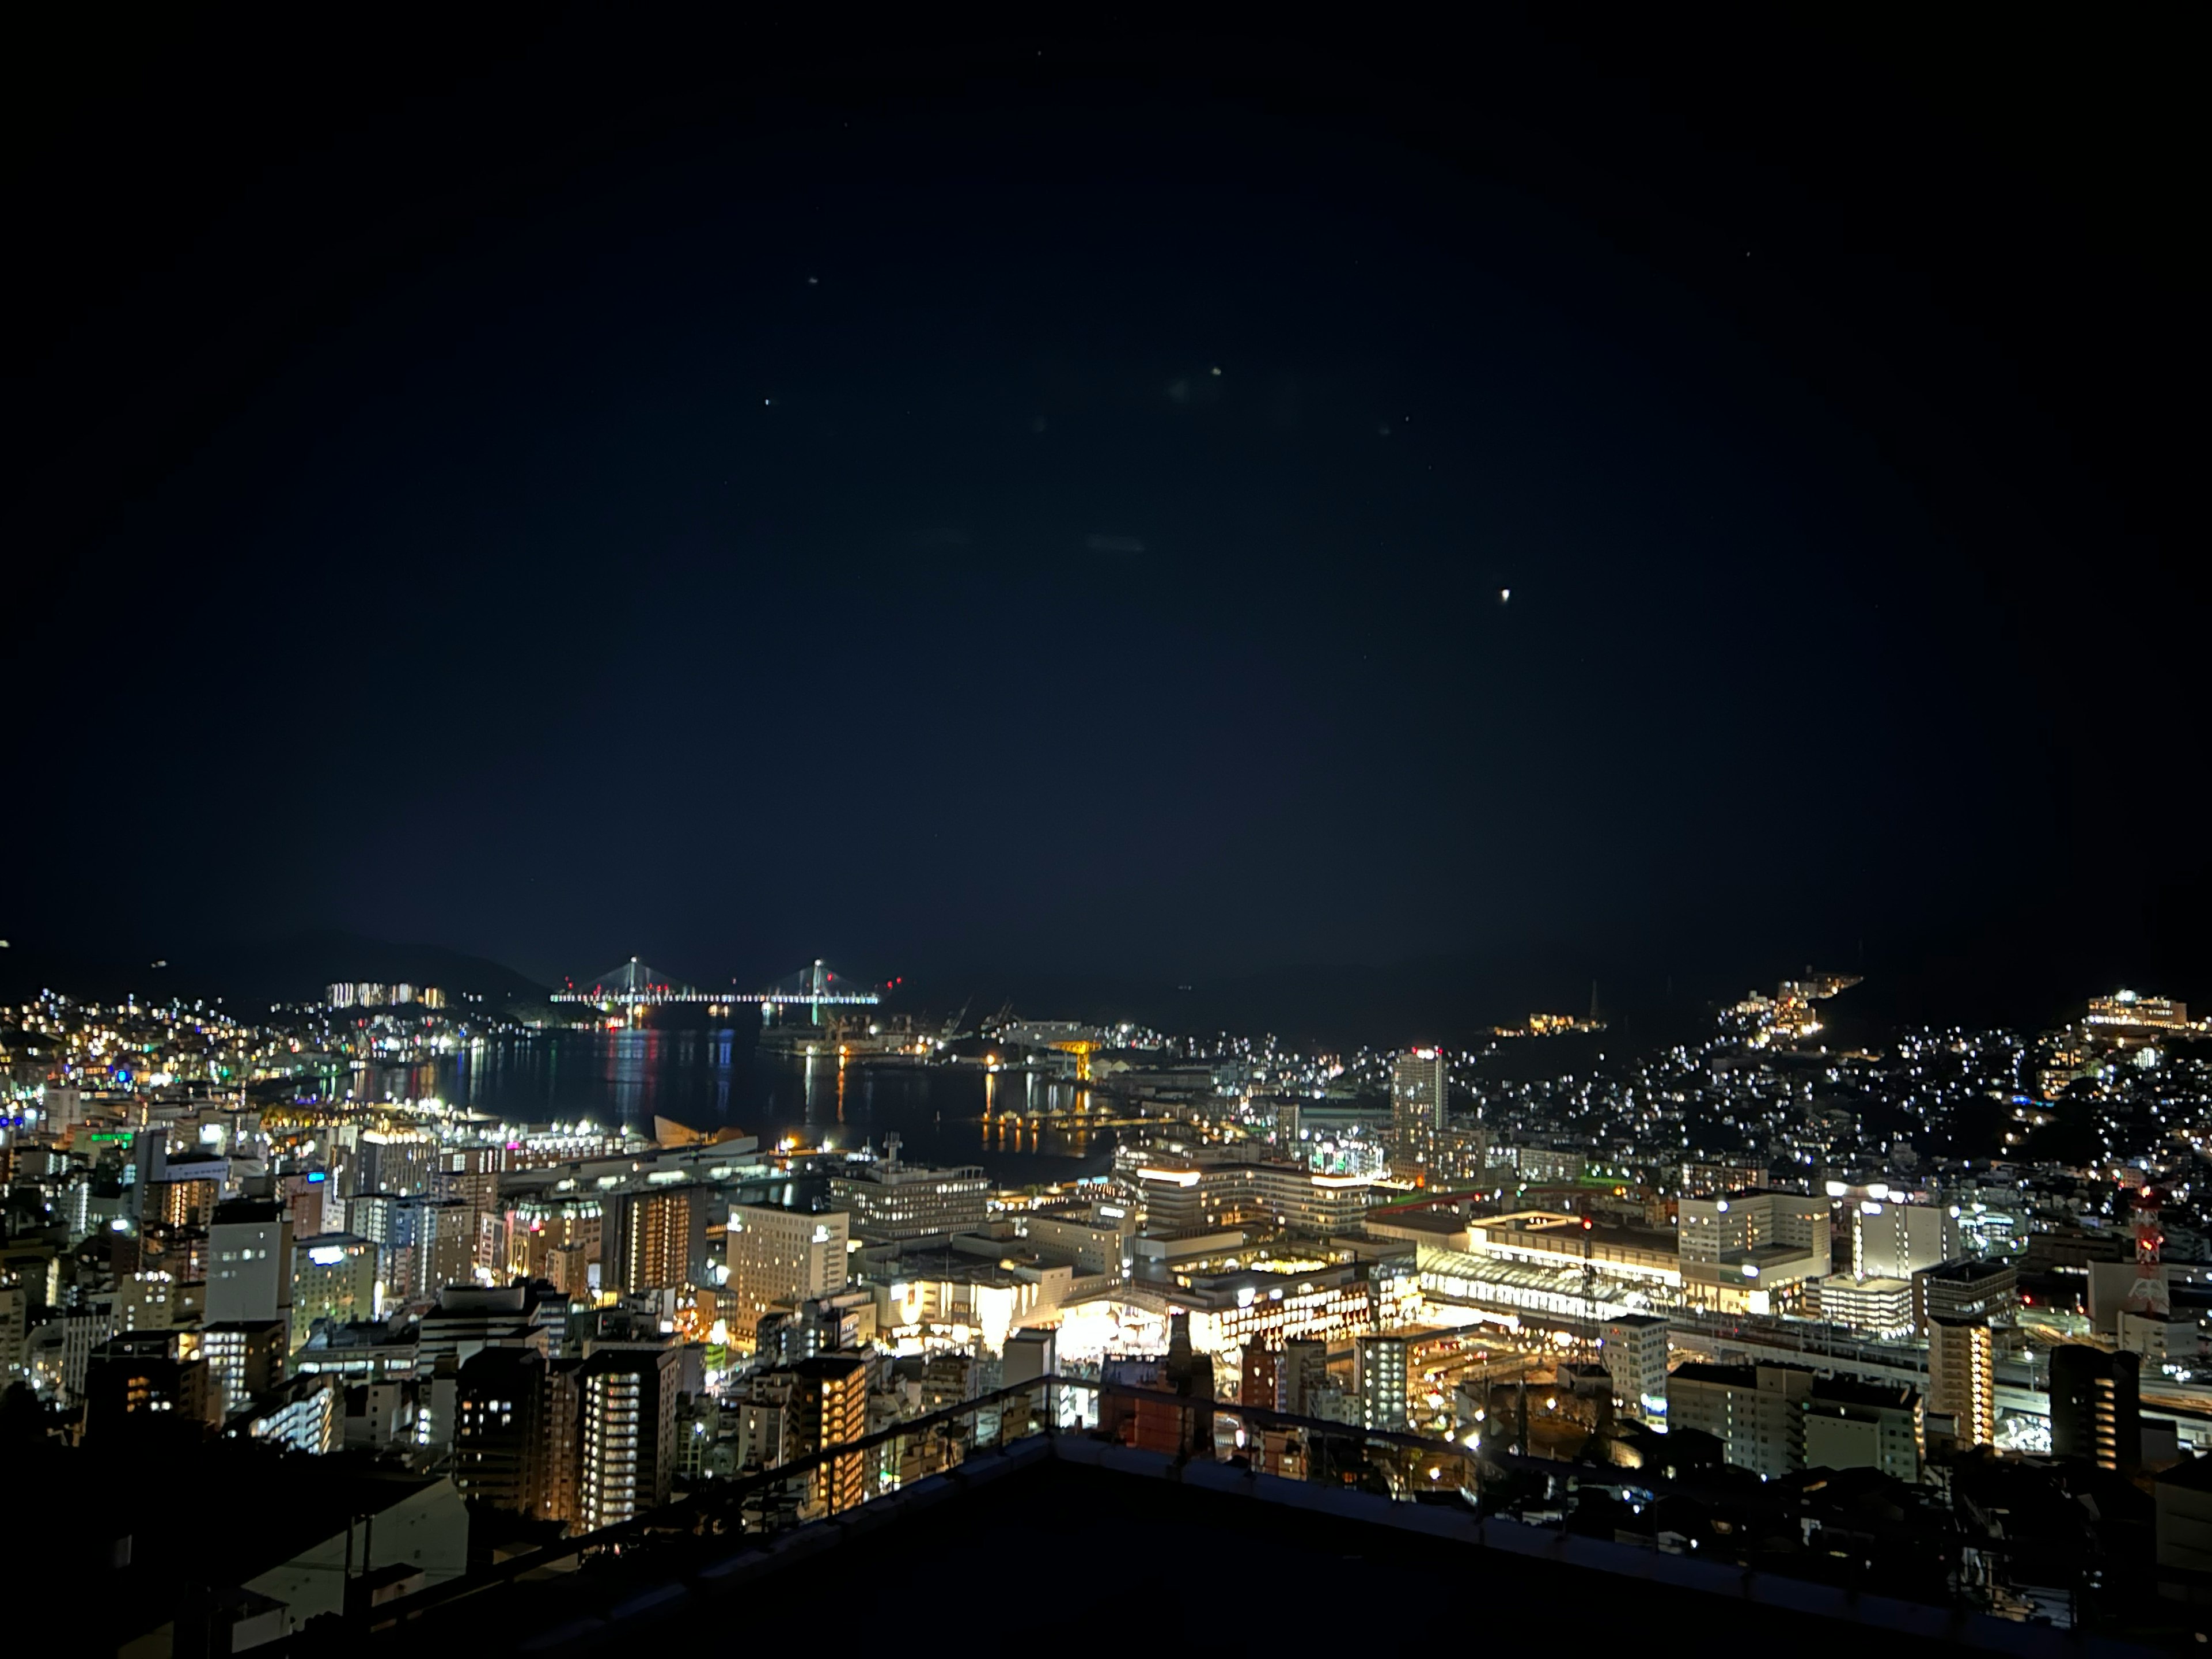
[1913,1257,2017,1331]
[1925,1315,1995,1448]
[579,1347,679,1531]
[1391,1049,1448,1138]
[726,1205,850,1342]
[400,1198,480,1300]
[203,1320,286,1418]
[506,1194,604,1283]
[115,1270,179,1333]
[1808,1274,1915,1339]
[291,1234,377,1348]
[1853,1199,1960,1281]
[2049,1343,2140,1471]
[828,1152,988,1241]
[1016,1210,1134,1277]
[1479,1210,1679,1280]
[454,1346,549,1516]
[1131,1153,1384,1237]
[1667,1361,1812,1478]
[245,1373,342,1455]
[82,1336,210,1440]
[415,1283,560,1380]
[1677,1191,1830,1310]
[353,1130,437,1198]
[2086,990,2189,1037]
[604,1183,708,1294]
[1389,1048,1448,1178]
[1355,1332,1410,1430]
[1599,1313,1671,1419]
[1801,1377,1922,1482]
[207,1200,294,1351]
[148,1176,221,1230]
[1929,1318,1999,1451]
[787,1353,868,1516]
[1161,1261,1378,1356]
[1681,1159,1770,1203]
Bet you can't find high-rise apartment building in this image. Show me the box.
[203,1320,287,1419]
[1389,1048,1449,1179]
[1668,1361,1812,1478]
[604,1184,708,1294]
[454,1346,549,1517]
[1355,1333,1410,1431]
[787,1353,868,1516]
[1926,1315,1995,1448]
[2050,1343,2141,1471]
[1391,1050,1448,1138]
[1801,1377,1922,1482]
[726,1206,849,1340]
[578,1347,679,1531]
[1599,1314,1671,1418]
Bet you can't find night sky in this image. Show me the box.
[7,12,2200,1021]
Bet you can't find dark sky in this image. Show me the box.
[6,10,2202,1013]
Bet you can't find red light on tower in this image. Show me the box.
[2134,1185,2164,1266]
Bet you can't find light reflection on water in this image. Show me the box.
[355,1029,1115,1184]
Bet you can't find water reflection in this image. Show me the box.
[355,1029,1112,1183]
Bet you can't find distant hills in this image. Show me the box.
[0,929,549,1018]
[3,884,2198,1051]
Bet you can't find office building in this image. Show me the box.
[203,1320,287,1419]
[2050,1343,2141,1471]
[726,1205,849,1341]
[1809,1274,1916,1339]
[354,1131,438,1198]
[402,1198,480,1300]
[578,1347,679,1531]
[1926,1315,1995,1448]
[1914,1257,2017,1332]
[415,1282,561,1380]
[1677,1190,1830,1308]
[207,1201,294,1351]
[291,1235,377,1348]
[828,1153,988,1242]
[1853,1200,1960,1281]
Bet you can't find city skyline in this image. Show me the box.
[4,12,2207,1650]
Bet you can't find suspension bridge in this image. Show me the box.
[550,957,885,1023]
